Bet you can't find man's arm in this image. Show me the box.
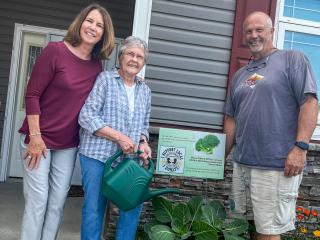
[285,95,318,176]
[224,115,236,158]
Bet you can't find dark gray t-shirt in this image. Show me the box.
[225,50,317,170]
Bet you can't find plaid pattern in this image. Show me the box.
[78,69,151,163]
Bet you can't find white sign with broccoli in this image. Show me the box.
[156,128,226,179]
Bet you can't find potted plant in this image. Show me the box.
[142,195,249,240]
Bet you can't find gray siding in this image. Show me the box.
[146,0,236,130]
[0,0,134,149]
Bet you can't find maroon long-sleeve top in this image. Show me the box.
[19,41,102,149]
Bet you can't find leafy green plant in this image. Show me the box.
[143,196,249,240]
[195,135,220,154]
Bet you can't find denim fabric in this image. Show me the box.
[80,154,143,240]
[116,205,143,240]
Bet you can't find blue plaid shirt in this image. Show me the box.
[78,68,151,163]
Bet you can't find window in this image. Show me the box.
[276,0,320,140]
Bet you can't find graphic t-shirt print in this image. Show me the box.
[245,73,264,88]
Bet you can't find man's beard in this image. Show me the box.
[248,40,264,53]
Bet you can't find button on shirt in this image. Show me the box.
[78,69,151,163]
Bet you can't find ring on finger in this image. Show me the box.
[27,155,32,159]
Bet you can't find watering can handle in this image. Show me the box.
[105,149,154,172]
[105,149,145,166]
[104,149,123,170]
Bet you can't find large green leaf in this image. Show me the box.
[172,203,192,234]
[149,225,176,240]
[208,200,226,220]
[152,197,174,223]
[180,231,193,240]
[223,232,247,240]
[187,196,203,222]
[144,219,161,235]
[201,205,224,228]
[192,221,219,240]
[223,218,249,235]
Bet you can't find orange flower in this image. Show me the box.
[313,230,320,237]
[296,214,304,221]
[304,208,311,216]
[299,227,308,234]
[296,206,303,212]
[311,209,318,217]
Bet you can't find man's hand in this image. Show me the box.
[284,146,306,177]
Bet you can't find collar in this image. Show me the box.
[110,68,144,85]
[246,48,278,72]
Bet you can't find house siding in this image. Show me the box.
[146,0,236,130]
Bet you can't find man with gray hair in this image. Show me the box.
[224,11,318,240]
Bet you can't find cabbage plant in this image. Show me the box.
[143,196,249,240]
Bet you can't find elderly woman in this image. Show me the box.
[78,36,151,240]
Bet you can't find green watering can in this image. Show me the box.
[101,149,180,211]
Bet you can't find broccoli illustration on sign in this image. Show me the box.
[195,134,220,154]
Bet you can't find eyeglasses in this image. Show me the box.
[246,55,270,72]
[124,51,145,61]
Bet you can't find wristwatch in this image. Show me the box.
[295,141,309,151]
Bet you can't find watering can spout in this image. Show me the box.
[142,188,181,202]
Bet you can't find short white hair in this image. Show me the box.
[118,36,149,62]
[243,11,273,29]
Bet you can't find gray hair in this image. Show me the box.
[118,36,149,63]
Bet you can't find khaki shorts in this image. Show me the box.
[230,162,302,235]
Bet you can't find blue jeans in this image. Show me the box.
[80,154,143,240]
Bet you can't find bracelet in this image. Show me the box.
[29,132,41,137]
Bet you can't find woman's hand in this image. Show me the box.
[138,142,152,167]
[117,133,135,154]
[24,135,47,170]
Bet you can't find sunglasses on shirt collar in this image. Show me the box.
[246,55,270,72]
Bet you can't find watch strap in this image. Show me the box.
[295,141,309,151]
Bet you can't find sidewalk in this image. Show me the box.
[0,180,82,240]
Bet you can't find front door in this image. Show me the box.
[8,28,65,178]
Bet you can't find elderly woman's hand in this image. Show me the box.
[117,133,135,154]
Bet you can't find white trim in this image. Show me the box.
[272,0,282,45]
[0,24,66,181]
[132,0,153,78]
[278,0,320,28]
[277,22,320,49]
